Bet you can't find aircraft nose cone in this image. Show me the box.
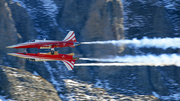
[7,53,17,56]
[6,43,25,48]
[6,44,20,48]
[6,46,15,48]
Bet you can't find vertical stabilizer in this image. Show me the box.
[63,31,77,42]
[62,60,76,70]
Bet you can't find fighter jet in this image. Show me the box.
[7,51,79,70]
[6,31,80,55]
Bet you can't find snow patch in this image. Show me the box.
[165,4,176,10]
[136,0,147,4]
[39,0,58,26]
[152,91,160,98]
[44,62,61,92]
[162,0,178,10]
[40,0,58,18]
[94,79,111,90]
[33,71,39,76]
[12,0,59,36]
[94,79,103,88]
[153,91,180,100]
[161,93,180,100]
[0,95,11,101]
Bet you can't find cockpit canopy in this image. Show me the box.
[27,39,44,43]
[28,39,35,42]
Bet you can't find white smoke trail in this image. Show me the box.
[75,63,175,67]
[79,54,180,66]
[81,37,180,49]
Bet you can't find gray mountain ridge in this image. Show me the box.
[0,0,180,100]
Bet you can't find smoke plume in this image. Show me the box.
[75,63,175,67]
[79,54,180,66]
[81,37,180,49]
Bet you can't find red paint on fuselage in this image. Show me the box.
[17,52,74,60]
[14,41,74,49]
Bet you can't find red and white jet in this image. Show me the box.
[6,31,80,54]
[7,51,78,70]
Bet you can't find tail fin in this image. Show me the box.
[63,31,77,42]
[62,60,76,70]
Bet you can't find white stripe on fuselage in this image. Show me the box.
[6,40,60,48]
[7,53,60,61]
[7,53,35,59]
[34,59,58,61]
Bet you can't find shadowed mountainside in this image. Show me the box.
[0,0,180,100]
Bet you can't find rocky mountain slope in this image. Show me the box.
[0,0,180,100]
[0,66,61,100]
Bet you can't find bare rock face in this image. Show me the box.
[81,0,124,57]
[0,0,18,66]
[81,0,124,41]
[122,0,179,39]
[0,0,17,47]
[59,0,124,40]
[0,66,61,101]
[9,2,37,41]
[58,0,124,57]
[0,0,36,69]
[1,0,179,100]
